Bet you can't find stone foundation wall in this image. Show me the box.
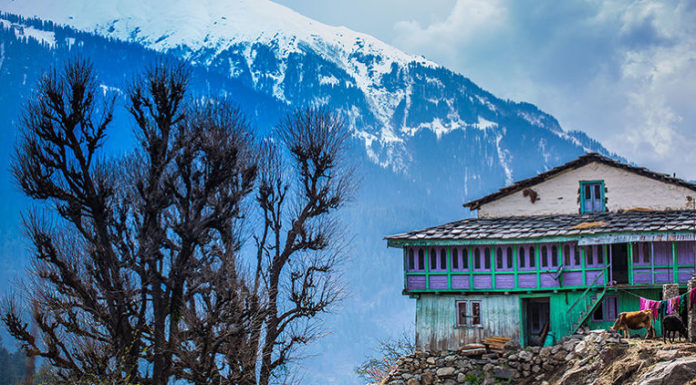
[384,328,626,385]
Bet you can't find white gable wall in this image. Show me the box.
[477,162,696,218]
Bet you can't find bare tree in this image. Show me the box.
[4,59,354,385]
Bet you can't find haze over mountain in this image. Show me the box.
[0,1,614,383]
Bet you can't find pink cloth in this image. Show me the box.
[665,295,680,315]
[690,288,696,309]
[640,297,660,318]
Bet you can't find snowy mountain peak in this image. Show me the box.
[1,0,431,67]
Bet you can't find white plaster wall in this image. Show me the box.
[478,162,696,218]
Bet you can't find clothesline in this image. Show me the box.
[637,287,696,319]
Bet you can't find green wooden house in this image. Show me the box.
[386,153,696,350]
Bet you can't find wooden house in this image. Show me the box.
[386,153,696,351]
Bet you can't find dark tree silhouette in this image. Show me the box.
[4,58,353,385]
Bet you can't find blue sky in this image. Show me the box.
[277,0,696,180]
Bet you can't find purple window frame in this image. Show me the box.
[585,245,605,267]
[518,245,536,271]
[562,243,582,268]
[473,246,492,272]
[495,246,514,271]
[429,247,448,272]
[632,242,651,266]
[540,243,557,268]
[592,295,619,322]
[407,247,426,272]
[451,247,469,272]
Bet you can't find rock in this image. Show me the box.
[460,348,486,357]
[507,361,519,368]
[444,355,456,363]
[401,373,413,380]
[493,367,516,379]
[523,370,530,377]
[518,350,533,362]
[636,357,696,385]
[421,372,434,385]
[553,350,566,361]
[388,381,405,385]
[542,362,554,371]
[574,341,588,355]
[551,344,561,355]
[504,339,521,351]
[535,374,545,381]
[655,349,680,361]
[540,346,553,357]
[562,339,578,352]
[426,357,436,365]
[483,363,494,372]
[521,363,531,371]
[406,379,420,385]
[531,347,541,354]
[565,352,575,361]
[435,367,456,377]
[457,373,466,383]
[508,353,518,361]
[532,364,541,373]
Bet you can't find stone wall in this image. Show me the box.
[384,328,625,385]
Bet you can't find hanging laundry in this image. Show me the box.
[640,297,661,319]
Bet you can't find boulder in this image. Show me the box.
[636,357,696,385]
[493,367,516,379]
[435,367,456,377]
[655,349,680,361]
[406,379,419,385]
[460,348,486,357]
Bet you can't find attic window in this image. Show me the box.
[580,181,605,213]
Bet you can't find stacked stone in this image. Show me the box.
[385,329,626,385]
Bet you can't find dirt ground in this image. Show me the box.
[546,337,696,385]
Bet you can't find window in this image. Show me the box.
[440,249,447,270]
[407,248,425,272]
[429,248,447,271]
[430,248,437,270]
[462,248,468,269]
[643,243,650,264]
[474,248,481,269]
[418,249,425,270]
[519,247,526,268]
[484,247,491,269]
[574,245,581,265]
[408,249,415,270]
[541,245,548,267]
[529,246,536,267]
[564,245,571,266]
[457,300,482,327]
[551,245,558,266]
[632,244,639,263]
[581,181,605,213]
[596,246,604,265]
[452,248,459,270]
[496,247,503,269]
[586,246,594,265]
[506,247,513,268]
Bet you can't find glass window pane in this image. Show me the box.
[457,301,467,326]
[496,247,503,269]
[530,246,536,267]
[587,247,594,265]
[507,247,513,268]
[632,244,639,263]
[585,184,592,199]
[484,247,491,269]
[430,248,437,270]
[440,249,447,269]
[597,246,604,264]
[643,243,650,263]
[408,249,415,270]
[564,245,570,266]
[552,245,558,266]
[574,245,581,265]
[519,247,526,268]
[472,302,481,325]
[462,248,468,268]
[452,249,459,270]
[475,248,481,269]
[418,249,424,270]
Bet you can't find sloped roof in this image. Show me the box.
[386,210,696,242]
[463,153,696,210]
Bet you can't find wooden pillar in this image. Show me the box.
[688,278,696,343]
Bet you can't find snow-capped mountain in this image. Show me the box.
[0,2,617,383]
[1,0,608,175]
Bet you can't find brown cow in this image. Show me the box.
[611,310,655,339]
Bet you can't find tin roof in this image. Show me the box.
[386,210,696,242]
[464,153,696,210]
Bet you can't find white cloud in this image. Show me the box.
[391,0,696,179]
